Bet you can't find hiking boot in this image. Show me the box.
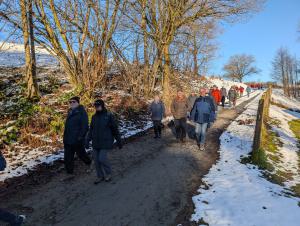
[200,144,205,151]
[105,175,112,182]
[158,134,161,138]
[15,215,26,226]
[94,177,104,185]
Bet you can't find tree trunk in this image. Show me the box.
[162,44,171,112]
[20,0,39,99]
[193,35,198,77]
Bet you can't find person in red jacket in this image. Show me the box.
[239,86,244,97]
[210,85,221,106]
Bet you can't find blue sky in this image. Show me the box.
[210,0,300,82]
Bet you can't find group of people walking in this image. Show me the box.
[149,87,215,151]
[63,97,122,184]
[149,85,251,150]
[0,83,252,225]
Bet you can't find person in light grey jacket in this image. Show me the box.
[149,95,165,138]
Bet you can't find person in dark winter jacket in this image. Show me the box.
[63,96,91,174]
[171,90,189,142]
[0,151,26,226]
[149,95,165,138]
[220,86,227,107]
[86,99,122,184]
[191,88,216,150]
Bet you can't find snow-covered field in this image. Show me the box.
[271,89,300,110]
[191,92,300,226]
[0,41,58,67]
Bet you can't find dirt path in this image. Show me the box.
[1,95,258,226]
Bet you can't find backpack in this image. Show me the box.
[0,152,7,171]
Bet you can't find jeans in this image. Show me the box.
[195,123,208,144]
[93,149,111,178]
[174,118,187,140]
[153,120,162,137]
[64,142,91,174]
[0,208,22,226]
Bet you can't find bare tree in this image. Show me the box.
[127,0,264,107]
[272,48,299,97]
[20,0,39,99]
[223,54,260,82]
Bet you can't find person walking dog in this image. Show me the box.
[171,90,189,143]
[149,95,165,138]
[86,99,122,184]
[0,151,26,226]
[63,96,91,175]
[191,88,216,151]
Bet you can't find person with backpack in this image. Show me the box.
[63,96,92,175]
[86,99,122,184]
[149,95,165,138]
[228,86,238,107]
[171,89,189,143]
[190,88,216,151]
[0,151,26,226]
[220,86,227,107]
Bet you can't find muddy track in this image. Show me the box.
[1,94,259,226]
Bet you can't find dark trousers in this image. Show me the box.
[64,142,91,174]
[0,208,20,226]
[221,96,226,107]
[174,118,187,140]
[153,120,162,137]
[93,149,111,178]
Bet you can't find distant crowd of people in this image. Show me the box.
[0,84,252,225]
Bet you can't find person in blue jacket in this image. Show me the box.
[190,88,216,151]
[0,151,26,226]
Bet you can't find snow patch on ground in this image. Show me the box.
[269,105,300,188]
[191,93,300,226]
[272,89,300,110]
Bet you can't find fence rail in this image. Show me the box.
[252,87,272,153]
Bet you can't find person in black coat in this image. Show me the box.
[86,99,122,184]
[63,96,91,174]
[0,151,26,226]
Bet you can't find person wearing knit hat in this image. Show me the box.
[86,99,122,184]
[63,96,91,175]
